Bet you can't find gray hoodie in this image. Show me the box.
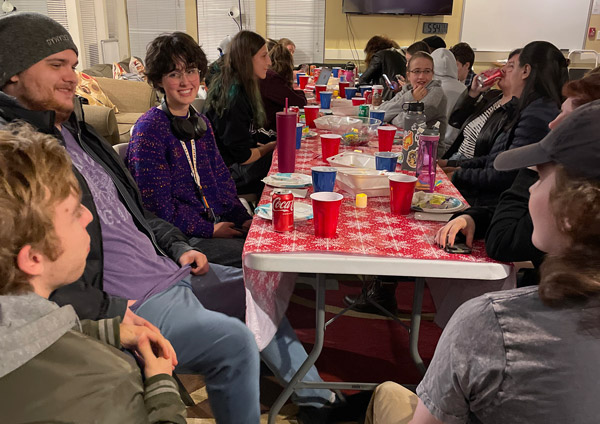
[378,79,448,155]
[0,293,79,378]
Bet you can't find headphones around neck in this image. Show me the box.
[161,98,207,142]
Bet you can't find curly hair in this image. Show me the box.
[269,43,294,86]
[144,32,208,94]
[205,30,267,126]
[364,35,397,66]
[563,72,600,108]
[538,166,600,305]
[0,124,80,295]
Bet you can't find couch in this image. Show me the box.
[82,76,159,145]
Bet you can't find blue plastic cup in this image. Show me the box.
[375,152,399,172]
[311,166,337,192]
[320,91,333,109]
[369,110,385,125]
[296,72,306,86]
[360,85,372,96]
[344,87,357,100]
[296,123,303,149]
[332,67,340,78]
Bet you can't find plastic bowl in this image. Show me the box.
[314,116,381,147]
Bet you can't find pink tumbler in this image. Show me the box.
[276,110,297,173]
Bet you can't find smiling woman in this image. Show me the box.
[127,32,252,268]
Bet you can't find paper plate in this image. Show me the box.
[254,202,313,221]
[411,192,465,214]
[262,173,312,188]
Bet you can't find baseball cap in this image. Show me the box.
[494,99,600,180]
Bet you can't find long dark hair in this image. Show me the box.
[205,30,267,126]
[269,43,294,87]
[517,41,568,110]
[364,35,396,66]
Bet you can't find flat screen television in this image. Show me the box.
[343,0,453,16]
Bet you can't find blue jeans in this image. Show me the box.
[137,263,332,421]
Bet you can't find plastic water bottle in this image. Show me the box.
[416,128,440,192]
[345,62,356,87]
[401,102,426,172]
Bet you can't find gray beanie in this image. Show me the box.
[0,12,78,88]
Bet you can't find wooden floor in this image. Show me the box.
[180,374,302,423]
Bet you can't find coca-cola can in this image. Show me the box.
[476,68,503,88]
[288,106,300,123]
[272,189,294,232]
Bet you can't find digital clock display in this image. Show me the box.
[422,22,448,34]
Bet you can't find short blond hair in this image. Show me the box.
[0,123,80,295]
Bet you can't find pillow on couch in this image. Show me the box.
[76,71,119,113]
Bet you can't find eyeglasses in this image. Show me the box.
[165,68,200,81]
[408,69,433,75]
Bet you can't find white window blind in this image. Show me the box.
[126,0,186,60]
[196,0,256,63]
[10,0,68,30]
[266,0,325,65]
[79,0,99,67]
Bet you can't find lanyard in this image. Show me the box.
[180,139,219,222]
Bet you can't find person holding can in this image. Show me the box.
[358,35,407,101]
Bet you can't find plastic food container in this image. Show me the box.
[327,151,376,169]
[336,168,391,197]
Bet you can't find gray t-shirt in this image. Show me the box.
[417,286,600,424]
[62,128,189,308]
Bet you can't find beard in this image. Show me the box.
[18,84,75,125]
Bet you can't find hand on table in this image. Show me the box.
[179,249,209,275]
[213,221,243,238]
[242,219,252,232]
[120,322,178,370]
[412,85,428,102]
[435,215,475,248]
[437,159,448,168]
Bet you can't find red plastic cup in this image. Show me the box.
[320,133,341,162]
[310,192,343,238]
[377,125,396,152]
[304,105,320,129]
[299,75,310,89]
[338,81,350,98]
[389,174,417,215]
[352,97,366,106]
[315,84,327,101]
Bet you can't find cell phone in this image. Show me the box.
[444,243,472,254]
[382,74,397,90]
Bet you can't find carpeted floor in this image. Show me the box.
[182,277,442,423]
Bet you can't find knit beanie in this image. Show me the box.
[0,12,78,88]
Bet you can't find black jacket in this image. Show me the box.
[0,93,197,320]
[358,48,407,100]
[443,89,504,161]
[454,168,544,287]
[452,97,559,208]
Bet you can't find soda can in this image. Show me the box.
[476,68,503,88]
[358,104,370,118]
[272,189,294,232]
[288,106,300,122]
[364,90,373,104]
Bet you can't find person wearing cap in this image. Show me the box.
[0,12,262,423]
[365,99,600,423]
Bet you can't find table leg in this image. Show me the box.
[409,277,427,376]
[268,273,327,424]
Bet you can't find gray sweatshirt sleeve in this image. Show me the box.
[379,88,412,123]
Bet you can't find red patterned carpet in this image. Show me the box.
[287,279,442,386]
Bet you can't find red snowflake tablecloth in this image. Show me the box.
[243,130,500,350]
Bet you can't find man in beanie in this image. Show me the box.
[0,12,262,423]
